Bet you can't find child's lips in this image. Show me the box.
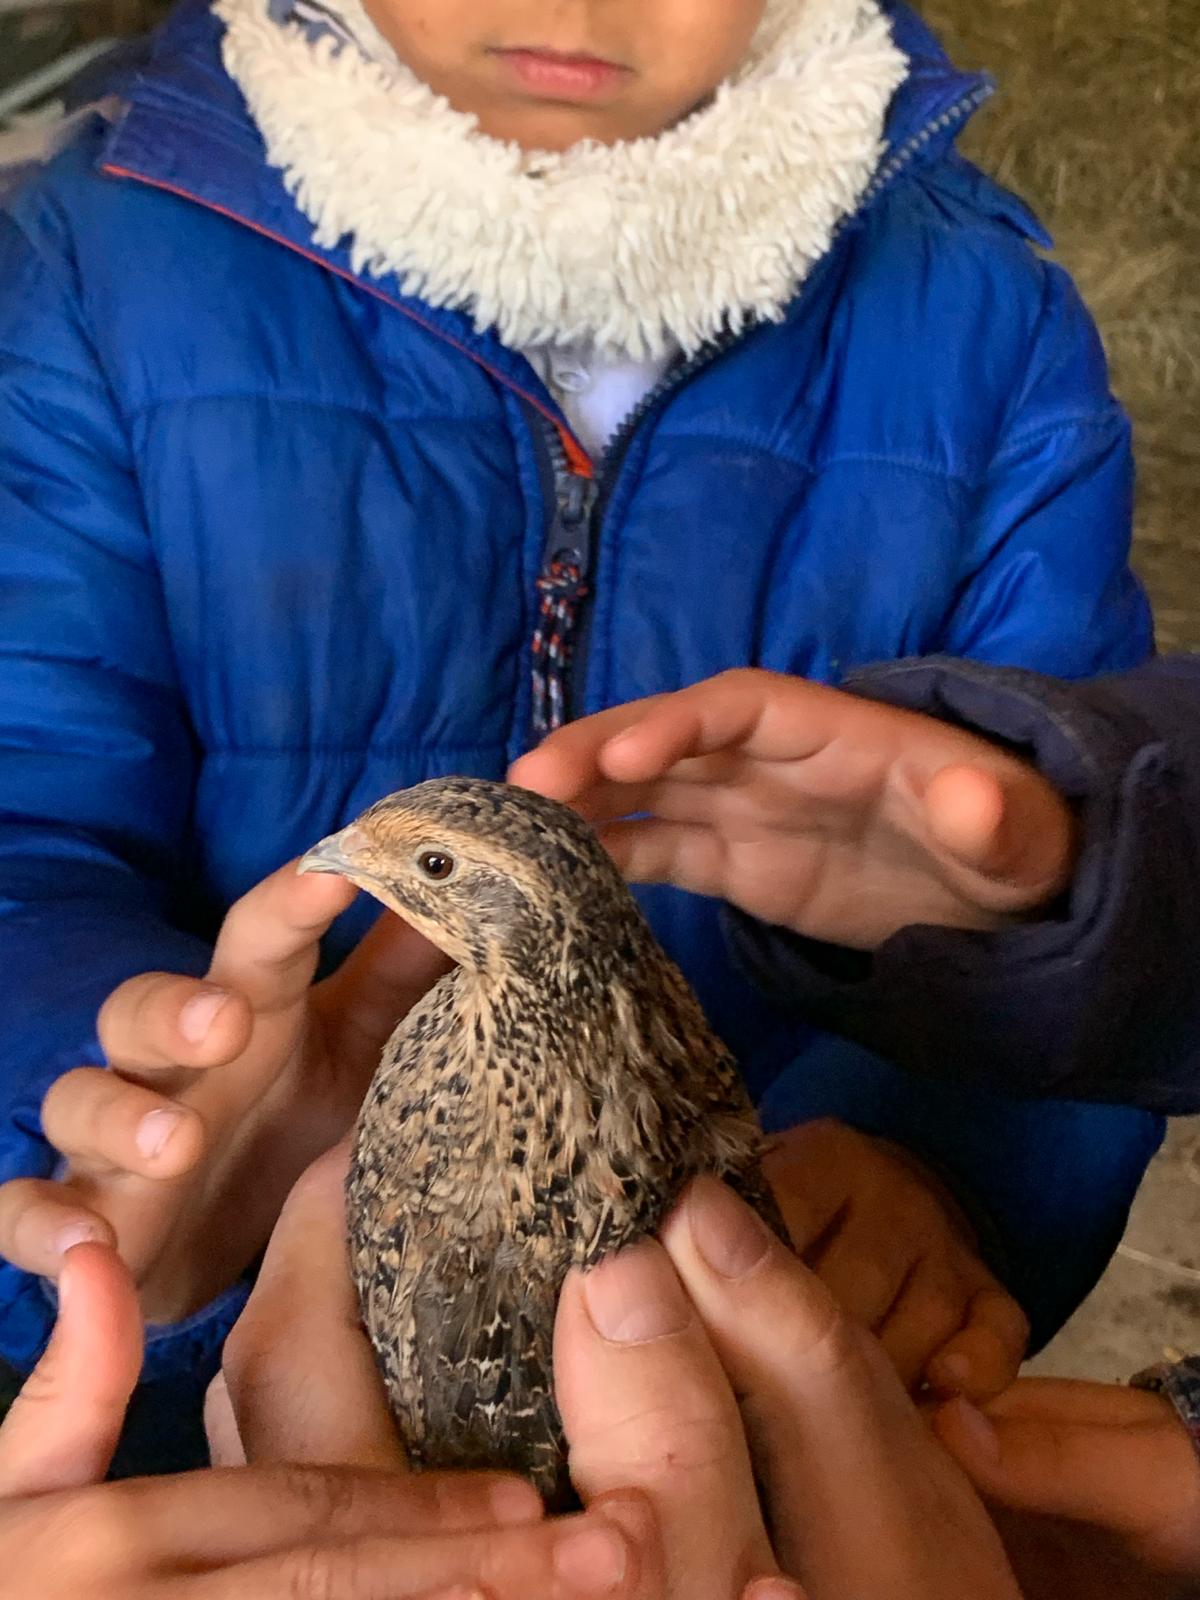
[489,47,632,103]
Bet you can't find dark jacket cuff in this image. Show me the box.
[727,656,1200,1115]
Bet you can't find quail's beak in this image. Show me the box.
[298,825,372,882]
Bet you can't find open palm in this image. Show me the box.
[512,668,1075,950]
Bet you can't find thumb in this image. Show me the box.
[924,765,1008,870]
[0,1242,142,1495]
[924,763,1075,904]
[936,1388,1200,1582]
[554,1242,776,1595]
[220,1140,407,1469]
[933,1395,1170,1531]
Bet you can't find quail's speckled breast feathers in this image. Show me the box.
[301,777,775,1503]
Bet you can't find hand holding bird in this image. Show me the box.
[218,1151,1024,1600]
[219,1152,1024,1600]
[0,1091,1029,1600]
[764,1120,1029,1401]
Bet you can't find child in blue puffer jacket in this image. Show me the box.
[0,0,1166,1471]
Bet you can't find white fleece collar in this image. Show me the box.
[216,0,906,359]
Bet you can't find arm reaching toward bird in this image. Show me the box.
[510,666,1076,952]
[515,657,1200,1116]
[0,861,448,1327]
[0,1165,656,1600]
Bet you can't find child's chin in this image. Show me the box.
[476,105,634,152]
[465,85,674,153]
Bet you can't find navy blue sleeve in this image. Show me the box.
[729,655,1200,1116]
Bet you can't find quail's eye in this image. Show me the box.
[416,849,456,882]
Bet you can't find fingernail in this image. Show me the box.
[686,1176,771,1279]
[53,1220,106,1257]
[178,988,230,1044]
[489,1477,543,1525]
[930,1352,973,1394]
[582,1243,690,1343]
[136,1106,187,1160]
[553,1523,629,1594]
[945,1398,1000,1463]
[744,1579,807,1600]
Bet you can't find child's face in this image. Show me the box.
[361,0,768,149]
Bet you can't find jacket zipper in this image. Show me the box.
[529,336,732,740]
[527,79,993,740]
[529,452,599,739]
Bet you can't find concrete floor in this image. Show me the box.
[1028,1120,1200,1379]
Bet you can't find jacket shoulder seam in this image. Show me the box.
[657,426,975,490]
[808,448,972,490]
[991,405,1126,467]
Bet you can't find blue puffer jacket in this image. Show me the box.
[0,0,1164,1390]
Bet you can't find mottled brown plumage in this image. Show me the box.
[301,777,775,1503]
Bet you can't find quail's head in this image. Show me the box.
[300,777,635,976]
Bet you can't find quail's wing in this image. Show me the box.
[641,957,787,1236]
[408,1239,567,1494]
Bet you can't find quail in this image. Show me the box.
[301,777,777,1504]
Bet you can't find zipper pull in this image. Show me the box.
[547,473,598,570]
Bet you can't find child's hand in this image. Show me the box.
[0,861,448,1322]
[554,1180,1022,1600]
[0,1242,142,1495]
[207,1138,409,1470]
[765,1120,1029,1402]
[0,1239,630,1600]
[934,1379,1200,1600]
[511,668,1076,950]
